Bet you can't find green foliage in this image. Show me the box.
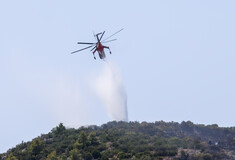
[54,123,66,135]
[88,132,99,146]
[193,153,213,160]
[92,150,101,159]
[6,153,18,160]
[100,152,109,160]
[180,150,189,160]
[74,131,89,150]
[82,151,92,160]
[117,151,132,159]
[3,121,235,160]
[29,138,44,160]
[46,151,58,160]
[69,149,82,160]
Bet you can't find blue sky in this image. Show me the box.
[1,0,235,153]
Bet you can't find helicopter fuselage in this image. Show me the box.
[93,41,110,59]
[96,42,106,59]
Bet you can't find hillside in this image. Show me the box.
[1,121,235,160]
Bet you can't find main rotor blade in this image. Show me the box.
[71,45,94,54]
[91,46,96,51]
[99,31,105,41]
[77,42,95,45]
[102,28,124,41]
[102,39,117,44]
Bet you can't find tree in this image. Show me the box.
[92,150,101,159]
[202,153,213,160]
[231,138,235,145]
[46,151,58,160]
[143,156,152,160]
[180,150,189,160]
[100,154,109,160]
[88,132,99,146]
[76,131,88,149]
[29,138,44,160]
[6,153,18,160]
[54,123,66,135]
[83,152,92,160]
[70,149,82,160]
[193,153,213,160]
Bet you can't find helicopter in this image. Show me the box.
[71,29,123,60]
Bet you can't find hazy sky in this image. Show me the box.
[1,0,235,153]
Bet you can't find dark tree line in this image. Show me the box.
[1,121,235,160]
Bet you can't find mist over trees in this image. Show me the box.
[1,121,235,160]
